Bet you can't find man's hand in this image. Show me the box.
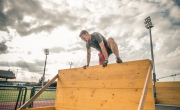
[83,64,89,69]
[102,60,108,67]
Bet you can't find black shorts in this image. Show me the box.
[98,46,112,64]
[107,46,113,57]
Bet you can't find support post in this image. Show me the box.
[138,62,153,110]
[149,28,156,98]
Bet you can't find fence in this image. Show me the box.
[0,85,27,110]
[28,86,56,108]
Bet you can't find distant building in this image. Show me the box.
[0,70,16,81]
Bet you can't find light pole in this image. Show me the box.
[144,16,156,98]
[16,69,18,81]
[69,62,73,69]
[42,49,49,88]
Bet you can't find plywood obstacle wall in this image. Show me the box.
[156,82,180,105]
[55,59,155,110]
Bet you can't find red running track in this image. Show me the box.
[0,100,55,110]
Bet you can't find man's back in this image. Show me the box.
[86,32,107,52]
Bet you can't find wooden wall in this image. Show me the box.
[21,107,55,110]
[156,82,180,105]
[55,59,155,110]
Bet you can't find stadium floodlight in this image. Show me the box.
[44,49,49,55]
[144,16,154,29]
[69,62,73,69]
[144,16,156,98]
[42,49,49,87]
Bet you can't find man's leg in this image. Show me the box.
[107,37,122,63]
[107,37,119,57]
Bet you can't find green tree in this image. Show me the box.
[38,76,44,84]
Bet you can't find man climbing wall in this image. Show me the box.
[79,30,123,68]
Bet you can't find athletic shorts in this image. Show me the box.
[98,45,113,65]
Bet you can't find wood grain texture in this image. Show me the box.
[57,60,152,89]
[55,59,155,110]
[138,62,153,110]
[156,82,180,87]
[156,82,180,105]
[21,106,55,110]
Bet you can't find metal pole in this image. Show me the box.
[42,55,47,87]
[149,28,156,98]
[69,62,73,69]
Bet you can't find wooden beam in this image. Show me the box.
[138,62,153,110]
[21,106,55,110]
[19,74,58,109]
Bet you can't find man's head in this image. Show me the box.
[79,30,91,42]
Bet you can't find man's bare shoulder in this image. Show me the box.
[91,32,100,34]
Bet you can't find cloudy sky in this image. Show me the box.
[0,0,180,82]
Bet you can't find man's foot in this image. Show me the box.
[102,60,108,67]
[116,57,122,63]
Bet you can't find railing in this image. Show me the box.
[28,86,56,108]
[0,85,27,110]
[19,74,58,109]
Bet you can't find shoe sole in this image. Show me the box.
[117,60,122,63]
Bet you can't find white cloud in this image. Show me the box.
[167,47,180,57]
[0,0,180,82]
[170,6,180,20]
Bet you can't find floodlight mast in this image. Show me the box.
[42,49,49,88]
[144,16,156,98]
[69,62,73,69]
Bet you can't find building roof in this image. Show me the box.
[0,70,16,79]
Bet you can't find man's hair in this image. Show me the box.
[79,30,88,37]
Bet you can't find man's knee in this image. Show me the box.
[108,37,115,44]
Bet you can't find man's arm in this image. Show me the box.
[99,41,108,60]
[87,48,91,65]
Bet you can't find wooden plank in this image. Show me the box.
[156,92,180,99]
[156,82,180,87]
[156,98,180,105]
[21,106,55,110]
[57,60,152,89]
[155,82,180,105]
[19,74,58,110]
[156,87,180,93]
[55,88,154,110]
[57,79,153,89]
[55,88,154,102]
[138,62,153,110]
[55,103,154,110]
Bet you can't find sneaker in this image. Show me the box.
[116,57,122,63]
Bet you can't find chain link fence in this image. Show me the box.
[28,86,56,108]
[0,86,27,110]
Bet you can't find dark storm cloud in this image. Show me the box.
[0,41,8,54]
[0,60,44,73]
[173,0,180,7]
[0,0,87,36]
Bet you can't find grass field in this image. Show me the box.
[0,90,56,102]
